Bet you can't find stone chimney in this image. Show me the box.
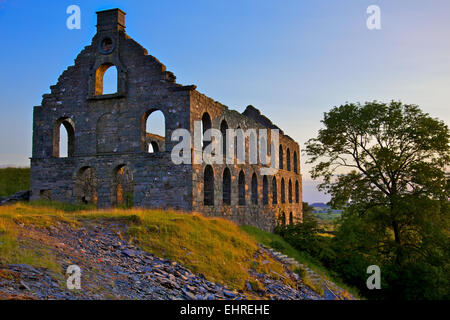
[96,8,126,32]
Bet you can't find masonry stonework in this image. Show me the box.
[30,9,302,231]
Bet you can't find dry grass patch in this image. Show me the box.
[0,203,288,291]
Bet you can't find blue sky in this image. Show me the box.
[0,0,449,203]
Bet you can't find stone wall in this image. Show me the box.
[30,9,302,232]
[190,91,302,231]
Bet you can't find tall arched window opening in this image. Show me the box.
[204,165,214,206]
[263,176,268,205]
[202,113,212,151]
[279,145,284,170]
[143,110,165,153]
[287,148,291,171]
[220,120,228,158]
[114,165,133,208]
[288,179,293,203]
[238,170,246,205]
[53,118,75,158]
[75,167,98,205]
[251,173,258,205]
[223,167,231,205]
[272,177,277,205]
[294,151,298,174]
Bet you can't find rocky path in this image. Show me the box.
[0,221,353,300]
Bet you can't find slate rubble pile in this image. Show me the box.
[0,222,353,300]
[0,190,30,206]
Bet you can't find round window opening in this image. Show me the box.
[100,37,114,54]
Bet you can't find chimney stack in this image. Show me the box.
[96,9,126,32]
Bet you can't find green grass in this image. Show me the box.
[0,167,30,197]
[241,225,360,298]
[0,220,60,274]
[314,212,342,221]
[0,201,358,295]
[0,202,289,292]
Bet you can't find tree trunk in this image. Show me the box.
[392,219,403,266]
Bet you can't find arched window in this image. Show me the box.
[251,173,258,205]
[202,113,212,151]
[294,151,298,174]
[143,110,165,153]
[238,170,246,205]
[287,148,291,171]
[279,145,284,170]
[53,117,75,158]
[288,179,293,203]
[148,141,159,153]
[295,180,300,203]
[272,177,277,205]
[204,165,214,206]
[220,120,228,158]
[75,166,98,205]
[281,178,285,203]
[114,165,133,207]
[281,212,286,227]
[95,63,117,95]
[263,176,268,205]
[289,212,294,225]
[222,167,231,205]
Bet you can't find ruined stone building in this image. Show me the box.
[31,9,302,231]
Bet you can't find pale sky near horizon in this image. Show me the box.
[0,0,449,203]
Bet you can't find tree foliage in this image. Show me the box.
[304,101,450,299]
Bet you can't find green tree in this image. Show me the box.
[305,101,450,299]
[276,203,325,257]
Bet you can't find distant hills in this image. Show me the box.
[310,202,328,208]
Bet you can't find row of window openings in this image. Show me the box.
[88,64,301,167]
[94,66,300,173]
[202,113,299,173]
[56,109,298,174]
[204,166,300,206]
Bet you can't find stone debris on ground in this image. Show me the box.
[0,190,30,206]
[0,222,354,300]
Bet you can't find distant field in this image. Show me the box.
[313,212,342,221]
[0,167,30,197]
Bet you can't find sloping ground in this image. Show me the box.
[242,226,359,298]
[0,203,355,300]
[0,168,30,198]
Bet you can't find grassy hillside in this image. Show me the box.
[0,167,30,197]
[242,225,359,298]
[0,202,291,291]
